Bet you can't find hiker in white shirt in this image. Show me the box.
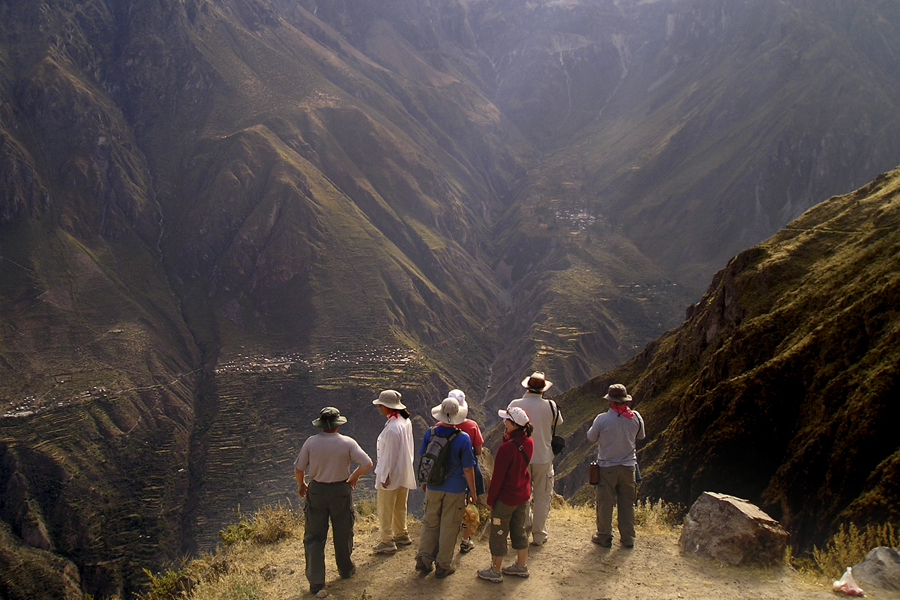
[508,371,562,546]
[371,390,416,554]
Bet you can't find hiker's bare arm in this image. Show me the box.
[347,460,373,489]
[464,466,476,504]
[295,468,307,497]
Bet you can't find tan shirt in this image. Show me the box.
[294,432,372,483]
[508,392,563,464]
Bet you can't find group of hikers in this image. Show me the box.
[292,371,646,595]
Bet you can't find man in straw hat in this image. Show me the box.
[415,397,477,578]
[508,371,562,546]
[586,383,646,548]
[294,407,372,595]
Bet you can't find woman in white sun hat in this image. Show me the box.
[371,390,416,554]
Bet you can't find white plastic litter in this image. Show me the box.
[833,566,865,597]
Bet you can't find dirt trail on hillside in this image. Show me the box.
[266,504,843,600]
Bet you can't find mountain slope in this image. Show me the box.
[0,0,530,594]
[553,165,900,551]
[3,0,900,595]
[439,0,900,407]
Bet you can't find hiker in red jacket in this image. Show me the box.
[477,406,534,583]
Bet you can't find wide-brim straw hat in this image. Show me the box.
[521,371,553,393]
[373,389,406,410]
[431,397,468,425]
[603,383,632,403]
[312,406,348,428]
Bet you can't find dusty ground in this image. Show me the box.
[188,503,880,600]
[328,505,831,600]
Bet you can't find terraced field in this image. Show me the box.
[190,347,434,550]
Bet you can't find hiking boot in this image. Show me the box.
[477,566,502,583]
[415,555,433,574]
[339,565,356,579]
[393,534,413,546]
[372,541,397,554]
[310,583,325,595]
[459,538,475,553]
[434,565,457,579]
[591,532,612,547]
[501,563,530,578]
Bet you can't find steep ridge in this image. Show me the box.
[0,0,530,595]
[553,165,900,552]
[482,0,900,287]
[473,0,900,404]
[0,1,203,595]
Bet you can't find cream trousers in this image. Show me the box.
[377,487,409,543]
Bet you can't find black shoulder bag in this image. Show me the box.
[550,400,565,456]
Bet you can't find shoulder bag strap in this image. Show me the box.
[550,400,559,435]
[513,440,530,463]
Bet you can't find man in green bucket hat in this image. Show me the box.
[294,407,372,595]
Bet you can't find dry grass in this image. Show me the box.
[139,503,304,600]
[551,494,684,533]
[218,502,302,547]
[249,502,304,545]
[138,503,394,600]
[796,522,900,580]
[634,498,685,531]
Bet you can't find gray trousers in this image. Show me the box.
[304,481,355,586]
[595,465,636,545]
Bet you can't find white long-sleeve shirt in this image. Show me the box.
[374,415,417,490]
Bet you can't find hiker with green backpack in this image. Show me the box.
[415,397,477,579]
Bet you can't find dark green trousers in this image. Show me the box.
[304,481,355,587]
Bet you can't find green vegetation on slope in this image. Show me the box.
[553,166,900,553]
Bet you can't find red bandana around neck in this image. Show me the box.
[610,402,634,419]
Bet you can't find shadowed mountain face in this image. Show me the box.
[1,0,899,595]
[554,165,900,552]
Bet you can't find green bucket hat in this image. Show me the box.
[312,406,348,429]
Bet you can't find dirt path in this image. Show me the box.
[281,504,835,600]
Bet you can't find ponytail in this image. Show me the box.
[518,422,534,438]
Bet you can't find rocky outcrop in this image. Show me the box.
[0,522,82,600]
[853,547,900,593]
[679,492,788,566]
[0,133,50,224]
